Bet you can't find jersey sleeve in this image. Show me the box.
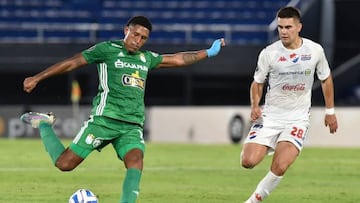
[315,46,331,81]
[81,42,107,64]
[253,48,270,83]
[147,51,163,70]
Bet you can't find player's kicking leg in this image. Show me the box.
[20,112,67,167]
[20,112,56,128]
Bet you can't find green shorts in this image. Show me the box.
[69,115,145,160]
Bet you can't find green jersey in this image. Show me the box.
[82,40,163,126]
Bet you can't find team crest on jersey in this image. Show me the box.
[85,134,95,145]
[248,131,257,140]
[85,134,103,147]
[92,138,103,148]
[290,53,299,63]
[122,71,145,89]
[140,53,146,63]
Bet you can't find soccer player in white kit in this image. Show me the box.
[241,7,338,203]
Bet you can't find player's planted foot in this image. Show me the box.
[20,112,56,128]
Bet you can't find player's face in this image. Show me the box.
[277,17,302,49]
[123,24,150,53]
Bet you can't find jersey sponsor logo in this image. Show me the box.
[301,54,311,61]
[305,69,311,76]
[290,53,299,63]
[282,83,305,91]
[114,59,149,71]
[122,71,145,89]
[279,71,305,76]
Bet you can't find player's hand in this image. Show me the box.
[324,114,338,134]
[206,38,226,57]
[250,106,262,122]
[23,76,39,93]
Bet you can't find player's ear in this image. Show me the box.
[297,22,302,33]
[124,26,130,36]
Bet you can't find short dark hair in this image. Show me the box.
[277,6,301,22]
[126,16,152,32]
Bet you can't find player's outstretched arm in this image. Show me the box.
[321,75,338,134]
[158,38,226,68]
[23,53,88,93]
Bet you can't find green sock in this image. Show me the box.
[120,168,142,203]
[38,122,65,165]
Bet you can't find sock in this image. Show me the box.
[38,122,65,165]
[120,168,142,203]
[246,171,283,202]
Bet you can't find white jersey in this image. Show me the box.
[254,38,331,121]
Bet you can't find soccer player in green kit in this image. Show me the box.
[20,16,226,203]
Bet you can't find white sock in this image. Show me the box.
[245,171,283,202]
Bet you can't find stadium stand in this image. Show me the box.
[0,0,291,44]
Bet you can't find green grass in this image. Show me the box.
[0,139,360,203]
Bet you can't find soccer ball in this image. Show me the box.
[69,189,99,203]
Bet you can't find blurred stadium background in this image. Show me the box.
[0,0,358,106]
[0,0,359,142]
[1,2,359,203]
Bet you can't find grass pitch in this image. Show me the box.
[0,139,359,203]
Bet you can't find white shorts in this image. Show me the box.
[243,117,310,153]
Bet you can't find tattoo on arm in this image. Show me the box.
[182,52,198,65]
[75,58,83,67]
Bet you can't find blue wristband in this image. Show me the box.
[206,39,222,58]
